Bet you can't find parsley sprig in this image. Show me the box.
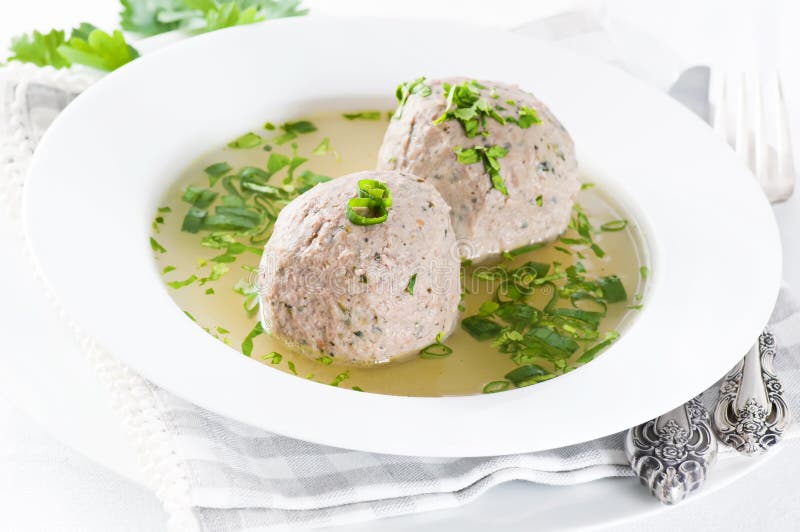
[433,80,505,138]
[120,0,307,35]
[6,0,308,71]
[454,144,509,196]
[460,205,635,393]
[173,127,330,288]
[7,23,139,72]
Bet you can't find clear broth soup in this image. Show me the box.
[151,111,647,396]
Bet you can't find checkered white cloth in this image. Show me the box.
[3,39,800,532]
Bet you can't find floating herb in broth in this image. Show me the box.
[151,110,646,397]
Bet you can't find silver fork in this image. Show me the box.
[708,70,794,453]
[710,70,795,202]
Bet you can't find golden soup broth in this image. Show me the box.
[152,111,646,396]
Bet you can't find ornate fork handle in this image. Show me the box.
[713,329,791,455]
[625,398,718,504]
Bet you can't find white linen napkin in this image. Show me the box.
[2,26,799,532]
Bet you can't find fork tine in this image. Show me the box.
[735,73,754,172]
[710,70,728,140]
[752,73,768,184]
[775,73,796,200]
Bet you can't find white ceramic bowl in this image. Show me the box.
[24,17,781,456]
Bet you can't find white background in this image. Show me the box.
[2,1,800,531]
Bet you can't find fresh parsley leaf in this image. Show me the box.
[7,29,70,68]
[247,0,308,19]
[267,152,290,175]
[295,170,330,193]
[405,273,417,295]
[167,274,198,288]
[453,144,509,195]
[312,137,331,155]
[330,371,350,387]
[517,105,542,128]
[149,237,167,254]
[454,147,479,165]
[393,76,431,119]
[241,321,263,356]
[228,132,263,149]
[262,351,282,364]
[119,0,184,36]
[201,1,261,32]
[272,120,316,145]
[122,0,307,36]
[57,28,139,71]
[433,80,504,137]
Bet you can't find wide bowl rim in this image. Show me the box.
[23,16,782,456]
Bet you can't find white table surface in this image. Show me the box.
[2,1,800,531]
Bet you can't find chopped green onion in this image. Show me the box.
[346,198,388,225]
[525,327,579,354]
[600,220,628,232]
[590,243,605,258]
[419,342,453,359]
[597,275,627,303]
[346,179,392,226]
[483,380,511,394]
[204,162,231,185]
[506,242,545,257]
[505,364,546,385]
[577,331,620,363]
[461,316,503,341]
[357,179,393,207]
